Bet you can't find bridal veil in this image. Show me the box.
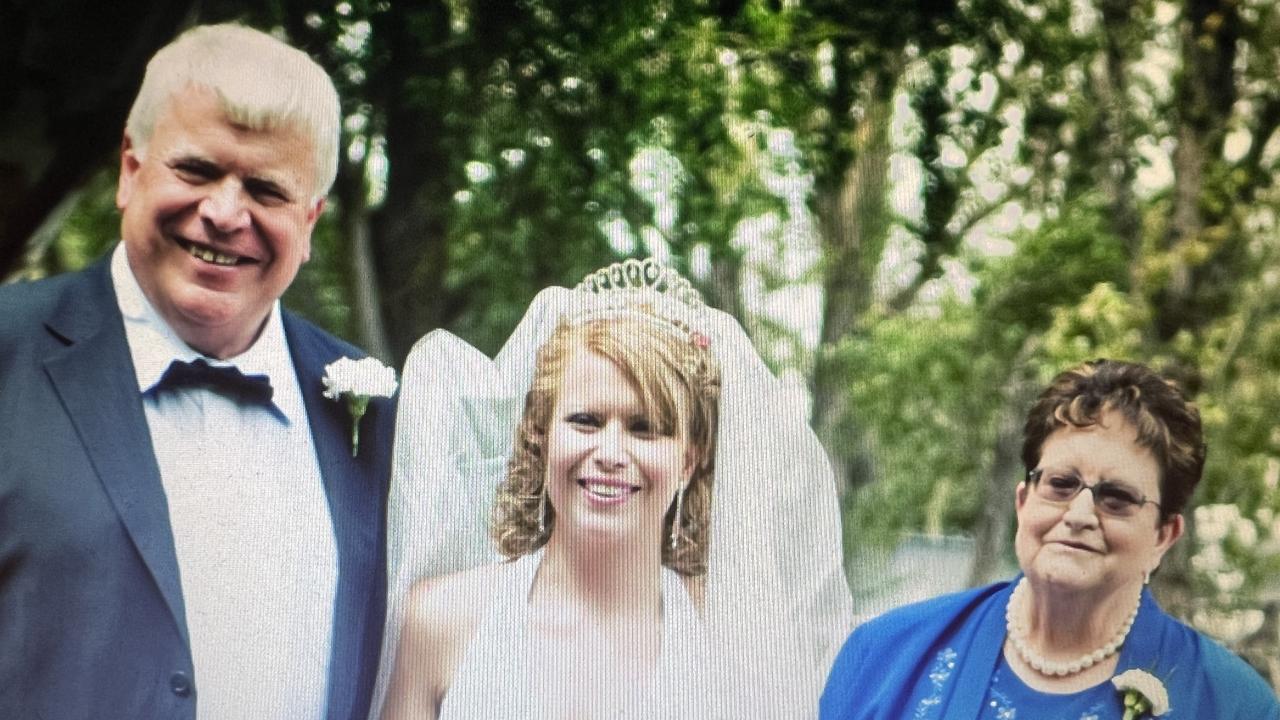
[372,273,852,718]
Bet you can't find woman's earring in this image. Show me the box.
[669,484,686,548]
[537,484,548,534]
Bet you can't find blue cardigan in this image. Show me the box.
[820,579,1279,719]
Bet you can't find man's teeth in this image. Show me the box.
[185,242,240,266]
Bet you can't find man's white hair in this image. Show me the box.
[125,23,340,199]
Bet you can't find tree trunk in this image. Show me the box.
[369,5,454,364]
[1094,0,1141,256]
[810,77,893,494]
[709,253,746,331]
[1155,0,1238,340]
[335,158,392,361]
[967,345,1040,587]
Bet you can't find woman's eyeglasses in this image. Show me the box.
[1027,468,1162,518]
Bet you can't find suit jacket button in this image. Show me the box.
[170,671,192,697]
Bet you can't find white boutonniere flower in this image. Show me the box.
[1112,669,1170,719]
[322,356,398,456]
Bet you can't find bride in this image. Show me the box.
[375,260,851,719]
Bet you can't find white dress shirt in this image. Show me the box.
[111,244,337,718]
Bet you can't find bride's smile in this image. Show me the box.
[545,349,691,541]
[576,477,641,504]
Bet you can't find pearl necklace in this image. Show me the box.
[1004,577,1140,677]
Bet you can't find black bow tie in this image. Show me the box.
[156,358,274,406]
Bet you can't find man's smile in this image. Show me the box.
[175,237,257,267]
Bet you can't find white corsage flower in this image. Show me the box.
[322,356,398,456]
[1112,669,1170,719]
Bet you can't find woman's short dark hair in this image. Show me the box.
[1021,359,1205,522]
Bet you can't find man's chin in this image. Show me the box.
[165,295,267,358]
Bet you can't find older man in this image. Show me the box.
[0,24,394,719]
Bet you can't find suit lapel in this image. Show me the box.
[41,260,190,647]
[284,314,387,720]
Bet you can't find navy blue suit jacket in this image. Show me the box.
[0,256,395,719]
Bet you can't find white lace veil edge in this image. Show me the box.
[369,286,853,719]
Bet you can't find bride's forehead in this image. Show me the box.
[551,348,688,417]
[556,351,639,399]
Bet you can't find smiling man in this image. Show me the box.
[117,81,323,359]
[0,24,395,720]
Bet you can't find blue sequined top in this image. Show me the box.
[981,653,1115,720]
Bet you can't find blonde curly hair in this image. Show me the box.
[491,314,720,575]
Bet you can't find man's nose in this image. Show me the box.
[199,179,251,234]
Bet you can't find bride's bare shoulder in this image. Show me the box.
[389,562,516,714]
[402,563,505,646]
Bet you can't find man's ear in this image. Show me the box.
[305,196,325,227]
[116,134,142,210]
[298,197,325,264]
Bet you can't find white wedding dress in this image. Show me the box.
[438,552,708,720]
[372,281,853,719]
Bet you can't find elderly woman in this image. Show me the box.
[821,359,1279,719]
[377,260,851,719]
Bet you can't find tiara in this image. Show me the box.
[573,258,710,348]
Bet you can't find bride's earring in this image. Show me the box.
[669,484,685,548]
[537,483,548,534]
